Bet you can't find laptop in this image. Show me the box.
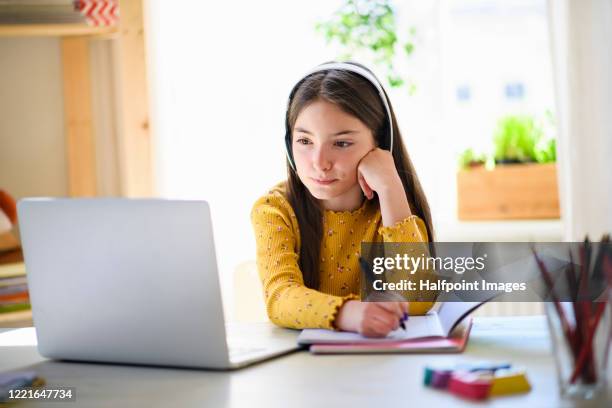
[17,198,300,369]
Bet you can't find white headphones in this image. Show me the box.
[284,62,394,171]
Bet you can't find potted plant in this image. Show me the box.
[457,114,560,220]
[492,115,555,164]
[457,148,487,169]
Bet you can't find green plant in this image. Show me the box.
[458,114,556,169]
[457,148,486,169]
[493,115,555,164]
[316,0,416,92]
[534,137,556,163]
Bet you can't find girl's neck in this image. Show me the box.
[319,184,365,212]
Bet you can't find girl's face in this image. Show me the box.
[292,99,376,210]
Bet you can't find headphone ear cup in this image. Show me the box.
[285,131,296,171]
[380,122,392,151]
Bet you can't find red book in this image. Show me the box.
[0,291,29,303]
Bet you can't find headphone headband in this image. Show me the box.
[284,62,394,171]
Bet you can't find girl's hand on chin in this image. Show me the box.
[357,148,402,200]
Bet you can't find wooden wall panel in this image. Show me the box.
[115,0,153,197]
[61,37,97,197]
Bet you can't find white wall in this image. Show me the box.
[0,38,68,200]
[548,0,612,240]
[0,37,120,201]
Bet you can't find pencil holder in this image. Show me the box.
[538,237,612,400]
[545,300,611,399]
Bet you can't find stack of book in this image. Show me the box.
[0,0,87,25]
[0,262,29,316]
[0,190,31,326]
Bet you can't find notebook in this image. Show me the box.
[298,301,484,354]
[309,318,472,354]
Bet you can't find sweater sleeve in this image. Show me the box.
[376,215,438,315]
[251,193,358,330]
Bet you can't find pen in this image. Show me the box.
[400,312,408,330]
[360,256,409,331]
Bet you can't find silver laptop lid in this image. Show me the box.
[18,198,230,369]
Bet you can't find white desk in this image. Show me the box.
[0,316,610,407]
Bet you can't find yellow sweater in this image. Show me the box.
[251,182,435,330]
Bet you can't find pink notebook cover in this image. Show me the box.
[309,318,473,354]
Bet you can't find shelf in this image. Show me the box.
[0,310,32,328]
[0,23,117,37]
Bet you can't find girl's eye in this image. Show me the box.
[334,141,353,148]
[296,138,311,145]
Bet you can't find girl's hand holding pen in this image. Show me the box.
[335,300,409,338]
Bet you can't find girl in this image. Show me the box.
[251,61,436,338]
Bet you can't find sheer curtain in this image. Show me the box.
[548,0,612,240]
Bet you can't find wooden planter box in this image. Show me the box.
[457,163,560,220]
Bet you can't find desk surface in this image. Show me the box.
[0,316,609,407]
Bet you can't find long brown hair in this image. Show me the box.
[285,62,434,289]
